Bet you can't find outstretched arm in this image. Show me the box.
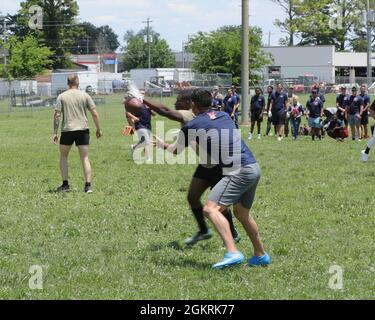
[90,108,103,139]
[52,110,61,144]
[143,98,184,123]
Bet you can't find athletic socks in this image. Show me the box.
[365,147,371,155]
[62,180,69,187]
[192,206,208,234]
[85,182,91,187]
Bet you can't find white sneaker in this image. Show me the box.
[361,150,369,162]
[269,132,274,137]
[248,133,253,140]
[277,136,282,141]
[257,134,261,140]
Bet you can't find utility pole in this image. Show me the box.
[241,0,250,125]
[142,17,153,69]
[0,13,7,65]
[367,0,374,87]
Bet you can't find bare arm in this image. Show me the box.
[52,110,61,144]
[143,98,184,123]
[90,108,103,138]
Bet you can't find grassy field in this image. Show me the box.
[0,93,374,300]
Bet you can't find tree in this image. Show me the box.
[187,26,271,85]
[96,25,119,52]
[122,28,175,70]
[271,0,300,46]
[292,0,370,51]
[71,22,99,54]
[0,35,53,79]
[16,0,80,69]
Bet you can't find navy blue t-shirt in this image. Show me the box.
[347,95,364,115]
[178,110,256,173]
[270,91,288,112]
[223,96,238,115]
[360,93,371,108]
[336,94,349,117]
[306,97,323,118]
[134,105,152,130]
[251,95,265,113]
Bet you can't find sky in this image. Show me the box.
[0,0,284,51]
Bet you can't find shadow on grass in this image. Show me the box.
[149,241,185,252]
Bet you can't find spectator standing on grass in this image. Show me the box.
[306,89,324,141]
[52,74,102,194]
[224,88,239,128]
[269,83,288,141]
[286,87,298,138]
[336,86,349,128]
[212,85,224,111]
[265,86,276,136]
[248,87,265,140]
[346,86,364,142]
[287,96,304,141]
[360,84,371,139]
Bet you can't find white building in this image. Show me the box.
[261,45,375,84]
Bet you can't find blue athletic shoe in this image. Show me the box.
[212,251,244,269]
[247,252,271,267]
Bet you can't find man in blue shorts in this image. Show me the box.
[158,89,270,269]
[346,87,364,141]
[306,89,324,141]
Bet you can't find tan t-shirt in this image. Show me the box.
[177,110,195,125]
[55,89,96,132]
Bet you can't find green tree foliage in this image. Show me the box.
[70,23,119,54]
[16,0,80,69]
[0,36,53,79]
[122,28,175,70]
[271,0,300,46]
[187,26,271,85]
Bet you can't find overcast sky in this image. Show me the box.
[0,0,284,51]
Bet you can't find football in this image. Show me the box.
[124,97,143,113]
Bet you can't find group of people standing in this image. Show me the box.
[239,83,374,143]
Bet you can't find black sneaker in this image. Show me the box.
[84,185,93,194]
[56,184,70,193]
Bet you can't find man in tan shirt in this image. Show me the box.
[52,74,102,193]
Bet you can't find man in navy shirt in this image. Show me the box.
[212,85,224,111]
[223,89,239,128]
[265,86,276,136]
[158,89,270,269]
[360,84,371,139]
[336,86,349,128]
[248,87,265,140]
[126,103,154,163]
[269,83,288,141]
[306,89,324,141]
[346,86,364,141]
[138,89,240,246]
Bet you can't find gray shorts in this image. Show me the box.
[208,163,261,209]
[348,114,361,126]
[136,128,151,145]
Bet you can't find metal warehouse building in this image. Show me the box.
[261,45,375,84]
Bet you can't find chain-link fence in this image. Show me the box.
[0,77,112,114]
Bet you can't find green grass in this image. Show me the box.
[0,94,374,300]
